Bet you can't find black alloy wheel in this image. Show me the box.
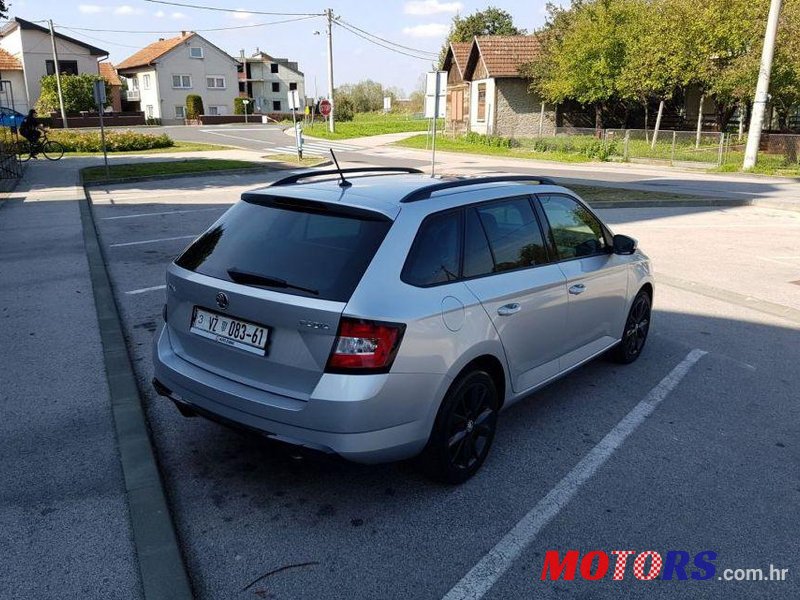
[420,370,499,484]
[613,290,651,364]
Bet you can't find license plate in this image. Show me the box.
[190,307,269,355]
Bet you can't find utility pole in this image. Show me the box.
[325,8,335,133]
[48,20,68,129]
[743,0,782,169]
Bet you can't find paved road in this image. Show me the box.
[84,167,800,600]
[153,124,800,207]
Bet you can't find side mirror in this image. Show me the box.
[613,234,637,255]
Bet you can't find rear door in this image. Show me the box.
[535,193,629,366]
[462,196,569,393]
[165,196,392,400]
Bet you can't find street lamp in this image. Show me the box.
[242,98,250,124]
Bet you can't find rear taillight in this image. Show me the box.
[325,318,405,374]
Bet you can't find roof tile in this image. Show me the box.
[0,47,22,71]
[99,62,121,86]
[117,32,193,70]
[474,35,541,78]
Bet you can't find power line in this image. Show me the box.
[53,15,319,35]
[337,18,438,58]
[142,0,323,17]
[335,21,436,62]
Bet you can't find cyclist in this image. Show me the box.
[19,109,43,156]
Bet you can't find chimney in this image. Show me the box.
[158,37,164,41]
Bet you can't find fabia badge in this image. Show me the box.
[215,292,229,310]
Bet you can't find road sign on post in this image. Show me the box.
[425,71,446,176]
[93,80,109,179]
[288,90,301,111]
[242,99,250,124]
[319,99,332,117]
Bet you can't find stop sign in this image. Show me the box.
[319,99,332,117]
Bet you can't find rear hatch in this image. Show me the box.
[166,194,393,400]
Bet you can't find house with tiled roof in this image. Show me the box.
[0,17,108,114]
[460,35,554,138]
[99,63,123,113]
[117,31,239,124]
[239,50,306,114]
[442,41,471,135]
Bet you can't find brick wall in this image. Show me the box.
[494,78,555,138]
[48,112,145,128]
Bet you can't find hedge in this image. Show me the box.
[47,130,175,152]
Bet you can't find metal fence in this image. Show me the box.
[720,133,800,172]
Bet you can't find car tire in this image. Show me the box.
[418,369,499,484]
[612,289,652,364]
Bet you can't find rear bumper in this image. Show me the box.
[152,325,447,463]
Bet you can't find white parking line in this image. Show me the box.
[110,235,196,248]
[125,285,167,295]
[441,348,708,600]
[103,207,226,220]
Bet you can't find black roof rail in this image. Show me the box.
[270,167,424,187]
[399,175,556,203]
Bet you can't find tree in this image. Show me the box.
[185,94,204,119]
[36,73,110,114]
[523,0,639,131]
[0,2,7,18]
[439,6,525,66]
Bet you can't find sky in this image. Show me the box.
[5,0,556,96]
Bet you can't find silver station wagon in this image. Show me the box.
[153,167,653,483]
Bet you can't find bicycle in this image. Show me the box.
[16,131,65,162]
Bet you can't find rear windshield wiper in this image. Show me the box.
[227,268,319,296]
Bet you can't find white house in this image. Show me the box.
[239,51,306,114]
[0,17,108,114]
[117,32,239,124]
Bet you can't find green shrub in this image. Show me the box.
[333,94,355,122]
[37,73,111,114]
[48,130,174,152]
[234,97,255,115]
[462,132,517,148]
[185,95,204,120]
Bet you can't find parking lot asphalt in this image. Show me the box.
[84,170,799,600]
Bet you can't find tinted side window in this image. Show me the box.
[463,208,494,278]
[402,210,462,286]
[474,197,548,273]
[539,194,608,260]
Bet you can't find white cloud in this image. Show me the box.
[114,5,143,15]
[78,4,106,13]
[404,0,463,16]
[231,9,253,20]
[171,11,186,19]
[402,23,449,38]
[153,10,166,17]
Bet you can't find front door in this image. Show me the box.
[536,193,629,367]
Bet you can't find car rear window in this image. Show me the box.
[175,198,391,302]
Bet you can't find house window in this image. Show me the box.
[271,82,280,93]
[289,82,297,91]
[145,105,154,118]
[142,74,151,90]
[45,60,78,75]
[189,47,203,59]
[270,63,279,74]
[172,75,192,89]
[129,76,139,90]
[272,100,281,111]
[477,84,486,122]
[175,105,186,119]
[206,76,226,89]
[208,105,226,116]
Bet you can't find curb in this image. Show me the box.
[82,160,333,188]
[588,198,753,209]
[79,188,194,600]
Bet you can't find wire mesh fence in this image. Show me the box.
[721,133,800,172]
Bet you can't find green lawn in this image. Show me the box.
[262,153,327,167]
[394,134,594,163]
[303,112,441,140]
[81,158,267,183]
[66,141,232,156]
[568,184,709,204]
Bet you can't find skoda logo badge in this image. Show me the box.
[215,292,229,310]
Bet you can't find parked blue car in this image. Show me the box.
[0,106,26,130]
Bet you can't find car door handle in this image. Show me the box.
[568,284,586,295]
[497,303,521,316]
